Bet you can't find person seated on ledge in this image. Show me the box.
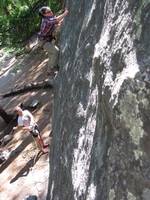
[13,106,49,153]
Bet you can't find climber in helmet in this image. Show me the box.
[38,6,68,43]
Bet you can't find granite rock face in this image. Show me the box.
[47,0,150,199]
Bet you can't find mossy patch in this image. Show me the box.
[119,90,144,146]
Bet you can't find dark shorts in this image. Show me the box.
[30,125,40,138]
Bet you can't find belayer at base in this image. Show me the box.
[13,106,49,153]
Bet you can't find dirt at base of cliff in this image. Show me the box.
[0,46,53,200]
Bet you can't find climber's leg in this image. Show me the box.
[43,42,60,75]
[30,126,49,153]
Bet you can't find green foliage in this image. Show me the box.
[49,0,62,12]
[0,0,61,47]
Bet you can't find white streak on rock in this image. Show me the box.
[72,86,98,199]
[87,183,96,200]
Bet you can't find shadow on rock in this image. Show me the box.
[0,134,32,173]
[10,151,42,183]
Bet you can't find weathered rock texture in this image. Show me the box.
[47,0,150,200]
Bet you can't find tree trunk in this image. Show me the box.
[2,79,53,98]
[0,106,13,124]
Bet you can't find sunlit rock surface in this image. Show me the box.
[47,0,150,199]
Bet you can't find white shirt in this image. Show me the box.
[17,110,36,129]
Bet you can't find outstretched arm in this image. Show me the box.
[56,8,68,22]
[22,126,31,131]
[13,126,18,130]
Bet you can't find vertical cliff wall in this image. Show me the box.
[47,0,150,199]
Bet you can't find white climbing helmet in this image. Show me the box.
[39,6,51,16]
